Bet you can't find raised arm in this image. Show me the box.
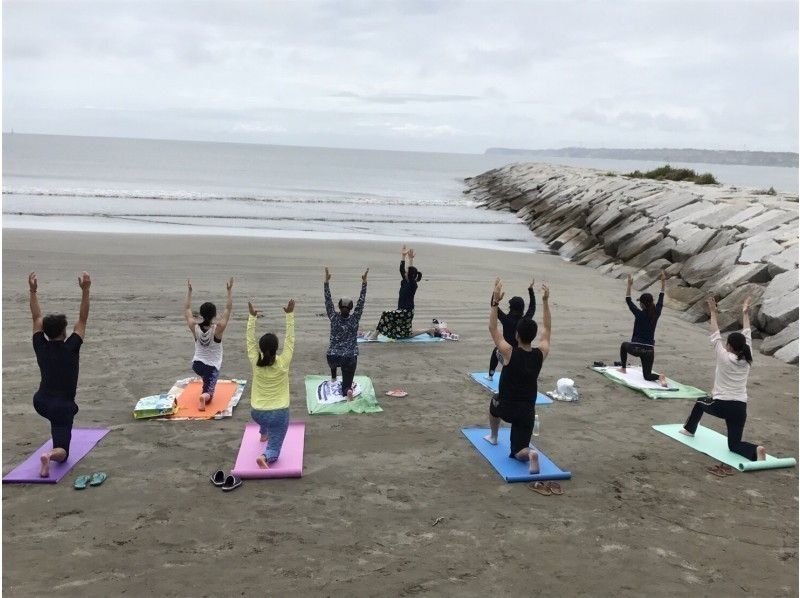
[323,267,334,319]
[184,279,197,336]
[707,296,720,333]
[539,284,551,359]
[741,296,751,333]
[625,274,639,314]
[246,301,261,365]
[28,273,43,333]
[524,277,536,318]
[489,279,513,361]
[214,277,234,337]
[400,245,408,280]
[277,299,296,367]
[353,269,368,319]
[73,272,91,339]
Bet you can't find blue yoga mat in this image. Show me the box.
[462,427,572,483]
[358,333,444,344]
[469,372,553,405]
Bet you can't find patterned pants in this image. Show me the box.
[376,309,414,339]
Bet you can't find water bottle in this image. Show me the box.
[532,414,540,436]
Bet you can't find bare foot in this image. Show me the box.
[346,389,354,402]
[529,449,540,474]
[483,434,498,446]
[617,367,627,374]
[198,393,209,411]
[658,373,668,388]
[39,453,50,478]
[679,428,694,437]
[756,446,766,461]
[256,455,269,469]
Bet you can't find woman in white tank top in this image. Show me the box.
[184,278,234,411]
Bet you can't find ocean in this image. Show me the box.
[3,134,797,253]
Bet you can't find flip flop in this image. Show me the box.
[528,481,552,496]
[545,481,564,495]
[385,389,408,398]
[221,474,242,492]
[88,472,107,487]
[210,470,226,487]
[706,465,728,478]
[74,475,90,490]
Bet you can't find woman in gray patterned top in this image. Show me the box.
[324,267,368,400]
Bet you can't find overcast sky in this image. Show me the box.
[3,0,798,153]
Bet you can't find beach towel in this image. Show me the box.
[231,422,305,479]
[461,428,572,483]
[3,428,111,484]
[652,424,796,471]
[133,394,177,419]
[316,378,364,404]
[591,366,707,400]
[305,375,382,415]
[358,332,446,344]
[468,372,553,405]
[171,380,240,419]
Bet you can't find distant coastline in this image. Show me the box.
[485,147,799,168]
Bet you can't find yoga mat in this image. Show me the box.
[305,375,383,415]
[653,424,797,471]
[469,372,553,405]
[461,427,572,483]
[3,428,110,484]
[591,366,707,400]
[358,333,444,344]
[231,422,304,479]
[171,380,239,419]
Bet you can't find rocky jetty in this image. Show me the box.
[464,163,799,364]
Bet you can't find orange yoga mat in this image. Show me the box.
[170,380,239,419]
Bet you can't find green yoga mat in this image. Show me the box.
[304,375,383,415]
[591,366,707,400]
[653,424,796,471]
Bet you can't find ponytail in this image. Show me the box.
[257,333,279,367]
[727,332,753,365]
[199,302,217,331]
[639,293,657,325]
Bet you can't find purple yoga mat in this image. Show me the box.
[231,422,304,479]
[3,428,111,484]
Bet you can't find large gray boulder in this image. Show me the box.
[670,224,716,261]
[766,245,798,276]
[665,284,705,311]
[757,270,800,335]
[681,243,743,286]
[720,204,766,228]
[774,339,799,365]
[702,263,770,298]
[616,228,664,262]
[714,283,766,331]
[627,236,677,268]
[738,238,783,264]
[760,324,799,356]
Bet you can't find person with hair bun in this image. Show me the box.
[247,298,295,469]
[680,296,767,469]
[184,278,234,411]
[618,271,668,387]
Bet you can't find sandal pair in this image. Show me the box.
[706,463,735,477]
[210,470,242,492]
[74,472,107,490]
[528,481,564,496]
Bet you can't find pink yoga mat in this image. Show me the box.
[3,428,110,484]
[231,422,304,479]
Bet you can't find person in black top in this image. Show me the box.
[618,271,668,387]
[365,245,436,340]
[28,271,91,477]
[487,277,536,381]
[484,279,551,474]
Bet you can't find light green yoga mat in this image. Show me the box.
[591,366,707,400]
[653,424,796,471]
[304,375,383,415]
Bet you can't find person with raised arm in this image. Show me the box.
[247,298,295,468]
[324,266,368,400]
[618,270,668,387]
[29,271,91,477]
[484,279,551,474]
[184,277,233,411]
[486,277,536,381]
[680,296,767,474]
[365,244,436,340]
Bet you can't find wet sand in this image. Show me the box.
[2,230,797,597]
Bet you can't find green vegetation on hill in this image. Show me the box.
[625,164,718,185]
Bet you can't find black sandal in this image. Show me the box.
[210,470,226,487]
[221,474,242,492]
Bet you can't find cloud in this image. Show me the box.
[329,91,481,104]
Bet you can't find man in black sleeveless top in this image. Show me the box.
[485,279,551,474]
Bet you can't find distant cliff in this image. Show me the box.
[485,147,799,168]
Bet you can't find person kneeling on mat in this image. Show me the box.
[247,298,295,469]
[487,276,536,381]
[679,296,767,473]
[618,271,668,387]
[28,271,91,477]
[324,266,368,400]
[484,278,551,474]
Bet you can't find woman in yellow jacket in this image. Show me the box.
[247,298,295,469]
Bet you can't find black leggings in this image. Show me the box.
[620,342,659,381]
[489,395,535,457]
[684,398,758,461]
[489,349,499,373]
[33,393,78,458]
[327,355,357,394]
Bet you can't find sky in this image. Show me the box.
[3,0,798,153]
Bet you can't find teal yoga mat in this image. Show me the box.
[591,366,707,400]
[468,372,553,405]
[358,333,444,344]
[653,424,796,471]
[304,375,383,415]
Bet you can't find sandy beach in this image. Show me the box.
[2,229,797,597]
